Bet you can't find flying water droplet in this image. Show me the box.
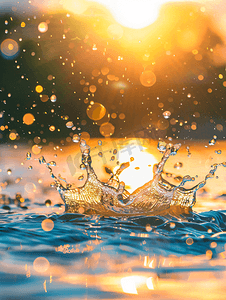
[163,110,171,119]
[39,156,46,164]
[48,161,56,167]
[72,134,80,143]
[98,152,103,157]
[7,169,12,175]
[215,150,222,154]
[209,138,216,146]
[80,163,86,170]
[157,141,167,152]
[26,152,31,160]
[186,146,191,157]
[174,162,183,169]
[28,166,33,170]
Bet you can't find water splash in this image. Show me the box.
[43,141,226,216]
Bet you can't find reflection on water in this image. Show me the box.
[0,140,226,299]
[1,207,226,299]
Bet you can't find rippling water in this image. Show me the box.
[1,204,226,299]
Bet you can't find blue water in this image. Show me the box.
[0,205,226,299]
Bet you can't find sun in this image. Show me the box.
[114,144,158,192]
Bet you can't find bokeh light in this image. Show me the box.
[23,113,35,125]
[41,219,54,232]
[40,95,49,102]
[86,103,106,121]
[33,257,50,273]
[35,85,43,93]
[99,122,115,137]
[0,39,19,59]
[140,71,156,87]
[32,145,41,155]
[38,22,48,33]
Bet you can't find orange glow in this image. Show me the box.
[9,132,17,140]
[23,113,35,125]
[35,85,43,93]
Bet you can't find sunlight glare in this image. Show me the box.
[115,144,158,192]
[121,276,146,294]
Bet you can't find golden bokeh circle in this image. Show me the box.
[33,257,50,273]
[1,39,19,58]
[41,219,54,232]
[99,122,115,137]
[86,103,106,121]
[140,71,156,87]
[23,113,35,125]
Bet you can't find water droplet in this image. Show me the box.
[38,22,48,33]
[98,152,103,157]
[170,222,176,229]
[50,95,57,102]
[174,162,183,169]
[113,149,117,155]
[166,172,173,178]
[48,161,56,167]
[209,138,216,146]
[174,176,183,182]
[80,139,86,147]
[45,199,52,206]
[215,150,222,154]
[28,166,33,170]
[78,175,84,181]
[163,110,171,119]
[146,224,152,232]
[72,134,80,143]
[7,169,12,175]
[98,140,102,146]
[26,152,31,160]
[157,141,167,152]
[15,177,22,183]
[66,121,74,128]
[39,156,46,164]
[80,163,86,170]
[111,156,115,161]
